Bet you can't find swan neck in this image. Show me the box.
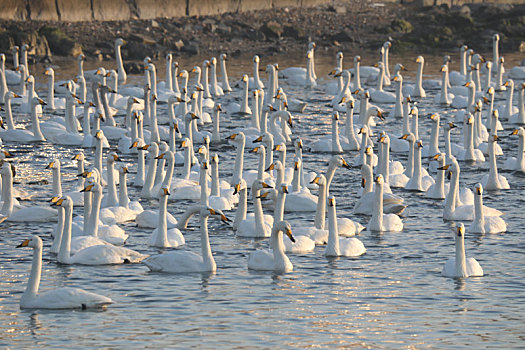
[211,161,220,196]
[200,166,209,206]
[58,203,73,263]
[314,182,326,230]
[455,235,468,277]
[155,194,169,246]
[200,215,216,271]
[234,187,247,230]
[119,172,129,207]
[326,202,340,256]
[24,242,43,301]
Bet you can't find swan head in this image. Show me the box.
[510,127,524,137]
[253,55,260,63]
[94,129,105,140]
[498,56,505,64]
[205,207,229,223]
[468,49,474,56]
[374,174,384,185]
[378,132,389,144]
[176,137,189,150]
[159,186,170,197]
[45,159,60,170]
[331,155,350,169]
[178,70,189,79]
[455,223,465,238]
[266,160,283,172]
[16,235,42,249]
[327,196,337,208]
[293,157,301,170]
[464,113,474,125]
[250,145,265,155]
[337,51,343,59]
[310,174,326,186]
[191,66,201,74]
[233,179,247,195]
[210,57,217,65]
[443,55,451,64]
[31,97,46,107]
[44,67,54,76]
[276,220,295,243]
[15,65,25,73]
[332,112,340,121]
[429,113,440,122]
[115,38,126,47]
[6,91,22,100]
[354,55,361,63]
[493,33,500,41]
[364,145,373,156]
[415,56,424,64]
[295,138,303,150]
[273,143,286,153]
[118,163,130,175]
[226,132,245,143]
[108,152,121,163]
[392,73,402,83]
[220,53,227,61]
[489,134,500,143]
[51,195,73,209]
[503,80,513,88]
[474,183,483,196]
[358,125,368,135]
[309,42,316,50]
[415,140,423,149]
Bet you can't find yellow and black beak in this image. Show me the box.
[16,239,30,248]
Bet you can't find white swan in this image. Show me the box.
[149,186,185,248]
[235,179,274,238]
[354,163,406,215]
[16,236,113,309]
[367,175,403,232]
[442,223,484,278]
[481,135,509,190]
[503,127,525,172]
[405,139,435,192]
[143,207,228,273]
[219,53,232,92]
[247,220,295,273]
[468,183,506,234]
[441,158,502,221]
[115,38,127,83]
[1,162,57,222]
[55,196,145,265]
[509,82,525,125]
[325,196,366,257]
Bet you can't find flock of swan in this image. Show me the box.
[1,34,524,310]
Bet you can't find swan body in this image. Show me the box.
[247,220,295,273]
[16,236,113,309]
[442,223,484,278]
[367,175,403,232]
[143,207,228,273]
[468,183,506,234]
[324,197,366,257]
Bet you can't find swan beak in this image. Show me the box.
[399,134,409,140]
[476,187,482,195]
[265,163,275,171]
[226,134,237,140]
[52,197,65,206]
[285,228,295,243]
[353,89,360,95]
[0,120,4,130]
[80,184,94,192]
[122,40,127,45]
[339,96,346,104]
[49,196,60,204]
[402,66,408,71]
[71,154,81,160]
[287,117,293,128]
[13,93,22,98]
[45,161,54,169]
[378,135,385,143]
[2,150,13,158]
[504,81,510,87]
[262,182,273,188]
[431,153,440,161]
[493,135,501,142]
[437,164,450,170]
[510,129,519,136]
[377,110,384,120]
[220,214,229,222]
[310,176,320,185]
[123,167,129,174]
[253,136,263,143]
[257,191,270,199]
[449,122,457,129]
[294,161,299,170]
[163,187,170,196]
[216,104,222,112]
[282,186,289,194]
[273,144,281,151]
[140,144,150,150]
[191,113,199,120]
[233,184,240,195]
[174,124,180,134]
[361,178,366,188]
[463,82,470,87]
[341,158,350,169]
[250,147,259,153]
[155,153,166,160]
[130,141,138,149]
[328,197,335,206]
[180,140,187,147]
[393,76,399,82]
[38,99,47,106]
[16,239,30,248]
[77,170,92,178]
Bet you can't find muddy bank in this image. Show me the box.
[0,1,523,68]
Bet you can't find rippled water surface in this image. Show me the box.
[1,50,524,349]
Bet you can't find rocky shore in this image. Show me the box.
[0,1,523,68]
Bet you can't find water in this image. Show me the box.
[1,50,524,349]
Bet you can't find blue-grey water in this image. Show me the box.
[1,50,524,349]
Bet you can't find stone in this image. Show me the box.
[332,30,353,42]
[174,39,185,50]
[283,25,304,39]
[260,21,283,39]
[38,26,79,56]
